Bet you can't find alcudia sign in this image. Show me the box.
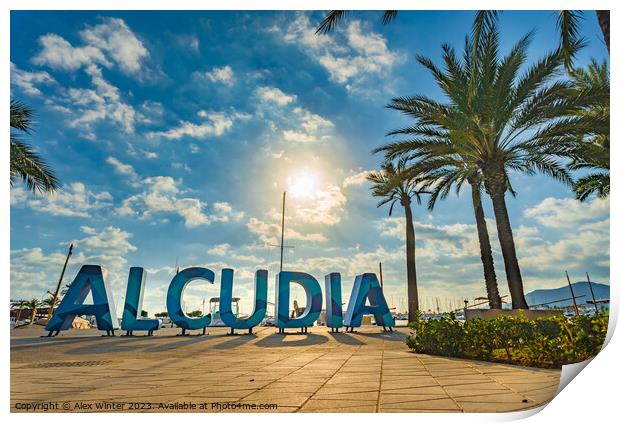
[45,265,395,337]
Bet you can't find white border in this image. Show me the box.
[3,1,617,422]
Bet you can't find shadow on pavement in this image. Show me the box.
[254,333,329,348]
[353,330,408,342]
[327,332,366,345]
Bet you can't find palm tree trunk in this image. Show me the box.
[596,10,610,52]
[489,193,529,309]
[30,307,37,324]
[471,185,502,309]
[403,200,419,322]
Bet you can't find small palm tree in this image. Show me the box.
[367,159,428,322]
[378,13,579,309]
[59,281,75,297]
[23,299,44,325]
[10,299,29,323]
[10,100,59,194]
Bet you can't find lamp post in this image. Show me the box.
[46,243,73,321]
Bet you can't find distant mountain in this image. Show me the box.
[523,281,610,308]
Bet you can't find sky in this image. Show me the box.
[10,10,610,316]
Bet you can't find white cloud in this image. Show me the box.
[207,243,260,262]
[10,62,56,96]
[11,226,137,301]
[278,14,404,94]
[175,34,200,52]
[203,65,234,85]
[32,33,110,71]
[32,17,148,75]
[80,18,148,74]
[516,221,609,279]
[255,88,333,144]
[343,170,372,188]
[106,156,140,187]
[57,65,139,135]
[74,225,137,256]
[294,185,347,226]
[523,197,609,228]
[147,110,248,141]
[377,217,483,261]
[139,101,164,124]
[281,107,334,143]
[246,217,327,244]
[116,176,243,227]
[256,86,297,105]
[10,183,113,218]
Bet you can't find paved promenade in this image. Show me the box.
[11,325,560,413]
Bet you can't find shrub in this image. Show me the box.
[406,312,608,368]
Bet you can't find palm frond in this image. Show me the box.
[382,11,399,25]
[573,172,609,201]
[557,10,585,73]
[316,11,350,34]
[10,138,59,193]
[10,100,34,133]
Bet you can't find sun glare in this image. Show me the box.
[287,170,320,199]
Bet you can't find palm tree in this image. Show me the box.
[60,282,72,296]
[367,159,428,322]
[10,299,29,323]
[377,13,578,309]
[42,295,59,313]
[387,152,504,309]
[545,59,609,200]
[10,100,59,194]
[571,60,609,201]
[23,299,44,325]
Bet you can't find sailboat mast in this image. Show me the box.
[280,191,286,273]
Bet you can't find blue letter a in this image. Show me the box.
[46,265,119,335]
[344,273,395,329]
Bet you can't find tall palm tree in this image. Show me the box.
[10,100,59,194]
[386,151,504,309]
[367,159,428,322]
[377,13,578,309]
[24,299,44,325]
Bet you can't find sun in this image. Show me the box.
[287,170,320,199]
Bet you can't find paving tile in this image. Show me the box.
[379,398,461,411]
[10,326,561,413]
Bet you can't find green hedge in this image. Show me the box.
[406,313,608,368]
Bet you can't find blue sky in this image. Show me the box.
[10,10,610,315]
